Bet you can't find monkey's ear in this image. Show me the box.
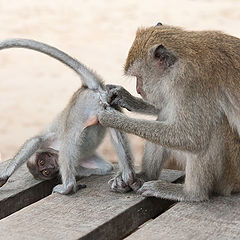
[153,44,177,68]
[156,22,162,26]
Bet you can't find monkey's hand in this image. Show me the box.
[98,107,125,128]
[108,171,144,193]
[106,84,134,111]
[0,175,9,187]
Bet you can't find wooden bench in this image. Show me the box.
[0,160,239,240]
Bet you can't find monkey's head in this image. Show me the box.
[124,24,205,105]
[27,149,59,180]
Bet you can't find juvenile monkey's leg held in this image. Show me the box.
[109,129,143,193]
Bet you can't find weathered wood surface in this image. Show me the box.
[0,169,183,240]
[126,194,240,240]
[0,160,59,219]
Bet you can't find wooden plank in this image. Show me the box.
[0,160,59,219]
[126,194,240,240]
[0,169,183,240]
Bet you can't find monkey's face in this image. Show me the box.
[27,150,59,180]
[125,45,178,105]
[125,26,179,106]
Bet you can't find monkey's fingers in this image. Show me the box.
[122,171,144,192]
[106,84,120,92]
[108,175,132,193]
[0,176,9,187]
[130,178,144,192]
[106,85,120,105]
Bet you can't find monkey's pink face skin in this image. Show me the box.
[136,76,147,99]
[36,152,59,180]
[27,151,59,180]
[126,61,148,100]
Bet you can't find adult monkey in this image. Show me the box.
[98,23,240,201]
[0,39,142,194]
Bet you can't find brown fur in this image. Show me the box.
[99,24,240,201]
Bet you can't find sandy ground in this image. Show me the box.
[0,0,239,166]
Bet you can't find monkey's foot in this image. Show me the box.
[0,176,9,187]
[108,172,144,193]
[108,174,131,193]
[52,183,86,195]
[138,180,185,201]
[138,180,210,202]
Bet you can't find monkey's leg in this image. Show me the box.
[108,129,143,193]
[141,142,170,181]
[0,135,48,187]
[75,154,113,177]
[139,154,211,202]
[52,136,79,194]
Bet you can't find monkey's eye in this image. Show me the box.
[42,169,50,176]
[39,159,45,166]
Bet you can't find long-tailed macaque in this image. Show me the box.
[98,23,240,201]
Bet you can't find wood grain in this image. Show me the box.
[0,169,183,240]
[0,160,59,219]
[126,194,240,240]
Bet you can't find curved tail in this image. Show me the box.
[0,38,103,90]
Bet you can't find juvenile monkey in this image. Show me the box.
[0,39,141,194]
[98,23,240,201]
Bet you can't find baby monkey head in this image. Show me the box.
[27,149,59,180]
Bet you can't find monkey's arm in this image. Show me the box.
[109,129,143,192]
[0,134,50,187]
[106,85,159,115]
[98,110,209,153]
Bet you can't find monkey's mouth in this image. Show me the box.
[136,77,146,99]
[137,88,146,99]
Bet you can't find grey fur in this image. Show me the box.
[0,39,140,194]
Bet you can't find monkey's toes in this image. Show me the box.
[108,176,131,193]
[139,190,159,198]
[138,181,160,197]
[130,177,144,192]
[0,176,9,187]
[52,183,78,195]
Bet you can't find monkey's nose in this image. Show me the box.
[136,86,142,95]
[136,77,143,95]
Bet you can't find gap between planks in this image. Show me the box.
[0,161,184,240]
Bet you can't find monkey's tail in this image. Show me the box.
[0,38,104,90]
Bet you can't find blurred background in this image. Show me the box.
[0,0,239,166]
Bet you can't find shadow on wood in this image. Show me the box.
[0,162,183,240]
